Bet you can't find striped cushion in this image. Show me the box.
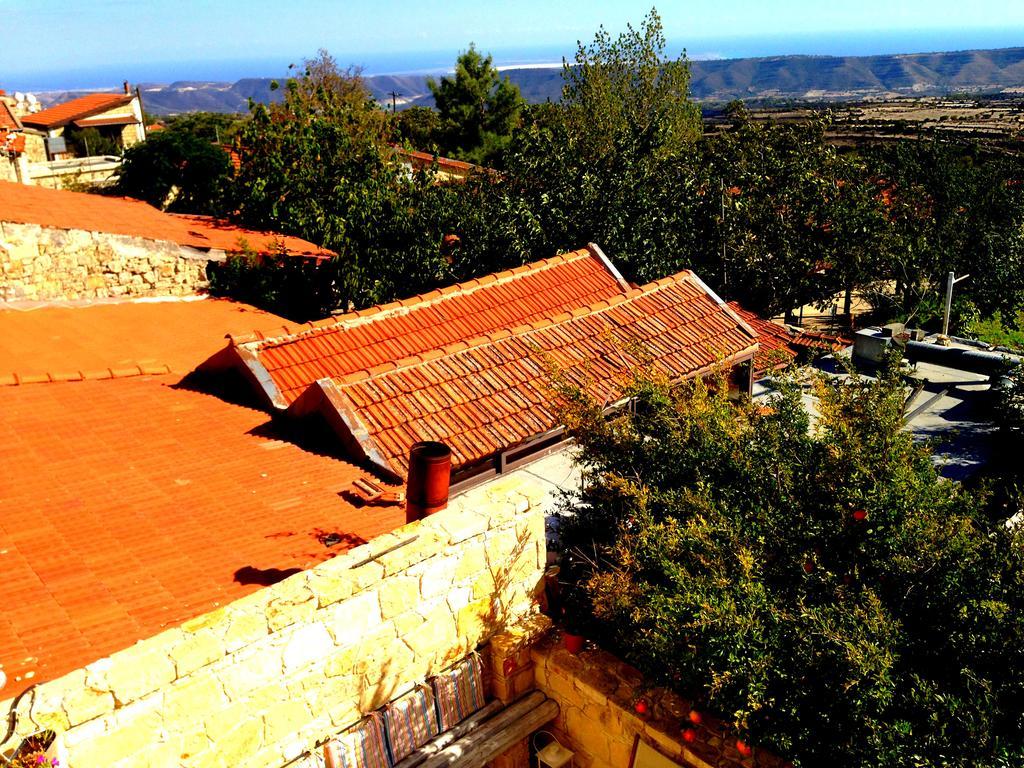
[431,654,487,730]
[383,685,440,763]
[324,714,391,768]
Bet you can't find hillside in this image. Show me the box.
[33,46,1024,115]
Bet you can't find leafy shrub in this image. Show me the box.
[556,366,1024,767]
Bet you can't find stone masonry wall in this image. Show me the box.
[0,221,215,301]
[533,633,786,768]
[0,476,548,768]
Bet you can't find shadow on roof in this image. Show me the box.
[173,366,271,410]
[233,565,303,586]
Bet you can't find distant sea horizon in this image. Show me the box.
[5,26,1023,93]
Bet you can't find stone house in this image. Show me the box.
[18,86,145,163]
[393,147,487,183]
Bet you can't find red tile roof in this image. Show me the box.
[394,147,483,175]
[726,302,797,376]
[0,375,403,697]
[229,247,630,407]
[298,272,758,479]
[19,93,135,129]
[727,301,852,377]
[0,180,333,257]
[1,133,24,155]
[0,100,19,131]
[0,299,293,386]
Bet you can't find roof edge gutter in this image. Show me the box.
[687,272,760,342]
[587,243,632,292]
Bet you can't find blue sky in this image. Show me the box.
[4,0,1023,89]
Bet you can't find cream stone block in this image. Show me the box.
[162,675,228,728]
[324,588,382,648]
[437,507,490,544]
[104,645,176,706]
[379,575,420,619]
[404,602,458,662]
[307,568,357,608]
[110,734,192,768]
[262,699,313,747]
[282,622,334,673]
[219,643,286,701]
[415,554,458,597]
[170,628,226,677]
[267,582,317,632]
[456,596,496,643]
[376,528,445,575]
[67,697,164,768]
[223,609,270,653]
[609,738,635,768]
[447,585,473,613]
[393,608,426,635]
[566,704,613,760]
[454,546,488,581]
[61,684,116,726]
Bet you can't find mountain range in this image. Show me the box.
[34,46,1024,115]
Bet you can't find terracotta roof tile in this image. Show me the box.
[726,302,851,376]
[238,247,628,407]
[0,299,293,384]
[0,375,403,697]
[322,273,758,479]
[19,93,135,129]
[0,101,19,131]
[0,180,333,257]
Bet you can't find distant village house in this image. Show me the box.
[1,83,145,188]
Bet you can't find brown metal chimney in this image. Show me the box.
[405,441,452,523]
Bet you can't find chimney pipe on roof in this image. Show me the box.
[405,441,452,523]
[123,80,130,94]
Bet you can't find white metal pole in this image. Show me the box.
[942,271,954,337]
[942,272,969,338]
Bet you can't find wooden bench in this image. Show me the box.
[393,691,558,768]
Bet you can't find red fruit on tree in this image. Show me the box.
[688,709,703,725]
[852,509,867,522]
[736,739,753,758]
[634,698,649,715]
[681,728,697,744]
[803,561,814,573]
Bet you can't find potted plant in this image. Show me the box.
[559,581,589,655]
[2,730,62,767]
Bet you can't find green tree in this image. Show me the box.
[559,7,701,161]
[232,50,397,313]
[866,142,1024,330]
[116,129,233,214]
[428,44,526,165]
[498,8,704,281]
[161,111,245,143]
[689,113,889,316]
[555,365,1024,767]
[393,106,442,152]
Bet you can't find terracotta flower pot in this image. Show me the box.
[563,631,585,654]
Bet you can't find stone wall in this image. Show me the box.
[0,477,548,768]
[0,221,216,301]
[532,633,785,768]
[27,159,123,191]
